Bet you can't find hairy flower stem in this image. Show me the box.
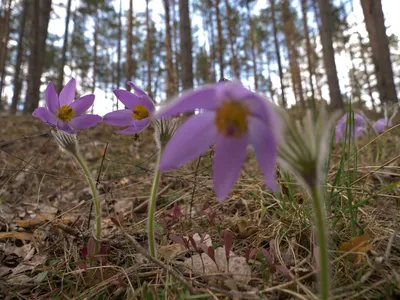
[310,185,330,300]
[147,152,162,258]
[73,151,101,254]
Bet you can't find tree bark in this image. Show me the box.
[214,0,224,80]
[269,0,286,107]
[23,0,52,113]
[164,0,175,98]
[316,0,344,111]
[171,0,180,91]
[360,0,398,103]
[357,33,375,109]
[125,0,133,92]
[206,1,216,83]
[145,0,153,99]
[246,2,258,90]
[10,0,29,114]
[179,0,194,91]
[224,0,239,78]
[56,0,72,93]
[0,0,11,109]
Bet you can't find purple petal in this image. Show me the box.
[113,89,155,113]
[103,109,134,126]
[127,81,148,97]
[70,94,95,116]
[33,107,56,125]
[46,82,59,113]
[59,78,76,106]
[249,118,277,191]
[155,85,219,119]
[57,120,75,134]
[374,118,389,133]
[213,134,248,201]
[116,118,151,134]
[69,114,102,130]
[159,112,217,171]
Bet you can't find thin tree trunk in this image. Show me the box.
[126,0,133,92]
[269,0,286,107]
[301,0,316,112]
[24,0,52,113]
[10,0,29,114]
[348,43,362,103]
[56,0,72,93]
[207,0,217,82]
[92,15,98,94]
[224,0,239,78]
[214,0,224,80]
[358,33,375,109]
[316,0,343,111]
[179,0,194,90]
[145,0,153,99]
[0,0,11,108]
[360,0,398,103]
[246,2,258,90]
[171,0,180,92]
[116,0,122,109]
[164,0,175,98]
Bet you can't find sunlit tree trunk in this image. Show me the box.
[214,0,224,80]
[224,0,239,79]
[171,0,180,91]
[0,0,11,109]
[179,0,194,91]
[358,33,375,109]
[360,0,398,103]
[316,0,344,111]
[145,0,153,99]
[125,0,133,92]
[246,2,258,90]
[164,0,175,98]
[115,0,122,109]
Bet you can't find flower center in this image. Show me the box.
[215,100,249,138]
[132,105,149,120]
[57,105,75,122]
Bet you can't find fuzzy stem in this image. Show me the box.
[147,153,162,258]
[73,151,101,254]
[310,184,330,300]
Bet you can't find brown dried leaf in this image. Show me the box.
[158,244,186,261]
[0,232,35,242]
[338,234,372,264]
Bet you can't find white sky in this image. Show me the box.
[6,0,400,115]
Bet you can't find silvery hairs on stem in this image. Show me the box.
[153,117,181,150]
[51,129,79,155]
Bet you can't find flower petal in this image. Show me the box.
[70,94,95,116]
[59,78,76,106]
[45,82,59,113]
[69,114,102,130]
[57,120,75,134]
[103,109,134,126]
[116,118,151,134]
[155,85,219,119]
[213,134,248,201]
[127,81,148,97]
[159,112,217,171]
[113,89,155,112]
[33,107,56,125]
[249,117,277,191]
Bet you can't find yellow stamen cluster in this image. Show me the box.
[132,105,149,120]
[57,105,75,122]
[215,100,249,138]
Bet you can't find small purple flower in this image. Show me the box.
[32,78,101,134]
[103,82,155,134]
[335,113,367,142]
[373,117,392,133]
[155,81,281,201]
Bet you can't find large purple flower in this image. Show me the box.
[155,81,281,201]
[335,113,367,142]
[373,117,392,133]
[103,82,155,134]
[32,78,101,134]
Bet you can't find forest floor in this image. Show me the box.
[1,113,400,299]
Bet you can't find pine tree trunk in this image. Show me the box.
[316,0,343,111]
[206,0,216,82]
[360,0,398,103]
[179,0,194,91]
[269,0,286,107]
[92,15,98,94]
[0,0,11,109]
[116,0,122,109]
[145,0,153,99]
[125,0,133,92]
[214,0,224,80]
[224,0,239,79]
[23,0,52,113]
[10,0,29,114]
[164,0,175,98]
[246,2,258,90]
[348,43,362,103]
[56,0,72,93]
[358,33,375,109]
[171,0,180,91]
[301,0,316,111]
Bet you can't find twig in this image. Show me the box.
[189,156,202,221]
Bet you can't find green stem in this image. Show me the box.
[73,151,101,254]
[147,154,162,258]
[310,185,331,300]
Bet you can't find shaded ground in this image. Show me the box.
[0,114,400,299]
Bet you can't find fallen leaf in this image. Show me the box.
[16,214,73,228]
[158,244,186,261]
[338,234,372,264]
[0,232,35,242]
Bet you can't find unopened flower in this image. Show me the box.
[373,118,393,133]
[103,82,155,134]
[335,113,367,143]
[33,78,102,134]
[155,81,282,201]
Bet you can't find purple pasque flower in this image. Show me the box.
[335,113,367,142]
[102,82,155,134]
[373,117,392,133]
[154,81,281,201]
[32,78,101,134]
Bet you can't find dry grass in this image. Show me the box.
[0,114,400,299]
